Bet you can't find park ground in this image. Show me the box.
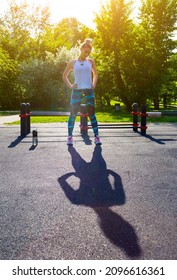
[0,120,177,260]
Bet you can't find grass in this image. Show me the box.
[1,104,177,124]
[7,113,177,125]
[0,111,18,116]
[7,108,133,125]
[10,115,133,125]
[147,115,177,123]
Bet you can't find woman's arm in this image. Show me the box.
[62,60,78,89]
[89,58,98,89]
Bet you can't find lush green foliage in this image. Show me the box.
[0,0,177,111]
[94,0,177,110]
[18,47,79,109]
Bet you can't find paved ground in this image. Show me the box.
[0,114,19,125]
[0,121,177,260]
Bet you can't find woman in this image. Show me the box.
[62,39,101,145]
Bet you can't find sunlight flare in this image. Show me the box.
[1,0,141,28]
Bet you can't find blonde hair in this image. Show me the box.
[80,38,93,50]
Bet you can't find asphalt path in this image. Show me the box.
[0,114,19,125]
[0,122,177,260]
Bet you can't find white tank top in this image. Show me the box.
[73,59,92,89]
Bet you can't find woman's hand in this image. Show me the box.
[71,83,78,89]
[91,84,95,90]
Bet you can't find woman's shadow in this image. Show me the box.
[58,146,141,258]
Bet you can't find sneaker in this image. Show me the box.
[67,135,73,145]
[94,135,102,145]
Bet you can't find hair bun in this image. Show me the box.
[85,38,92,45]
[80,38,93,50]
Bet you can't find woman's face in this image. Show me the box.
[80,46,91,59]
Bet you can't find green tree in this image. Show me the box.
[18,47,79,109]
[139,0,177,109]
[0,47,18,108]
[94,0,177,110]
[1,0,51,60]
[161,52,177,107]
[45,18,95,53]
[0,0,52,108]
[94,0,138,110]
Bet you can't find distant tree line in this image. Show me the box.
[0,0,177,110]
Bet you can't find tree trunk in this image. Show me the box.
[153,97,159,110]
[163,93,167,109]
